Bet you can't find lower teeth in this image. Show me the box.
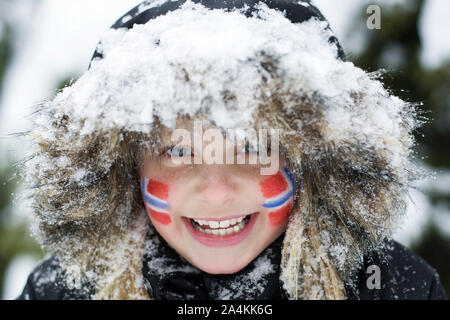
[191,216,250,235]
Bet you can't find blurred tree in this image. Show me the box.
[351,0,450,167]
[348,0,450,297]
[0,22,12,100]
[411,223,450,296]
[0,0,43,298]
[0,74,76,298]
[0,163,43,298]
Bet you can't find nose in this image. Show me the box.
[196,165,237,206]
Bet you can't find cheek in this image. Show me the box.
[267,201,293,226]
[259,168,296,226]
[140,177,172,225]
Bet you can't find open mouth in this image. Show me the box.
[189,215,252,235]
[182,212,259,247]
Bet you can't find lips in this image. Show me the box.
[182,212,259,247]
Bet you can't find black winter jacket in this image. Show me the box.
[17,237,446,300]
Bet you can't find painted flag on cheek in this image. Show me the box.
[141,177,172,225]
[260,167,296,226]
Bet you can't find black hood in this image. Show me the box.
[90,0,346,66]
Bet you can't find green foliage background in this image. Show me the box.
[350,0,450,296]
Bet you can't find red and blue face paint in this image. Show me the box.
[259,167,296,226]
[140,177,172,225]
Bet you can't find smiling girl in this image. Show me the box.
[18,0,445,300]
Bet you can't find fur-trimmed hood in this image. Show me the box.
[23,0,424,299]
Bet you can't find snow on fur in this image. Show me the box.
[50,1,339,134]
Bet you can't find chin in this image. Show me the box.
[190,257,250,275]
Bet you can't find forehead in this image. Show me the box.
[160,116,225,141]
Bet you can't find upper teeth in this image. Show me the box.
[193,216,244,229]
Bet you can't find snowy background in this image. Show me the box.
[0,0,449,299]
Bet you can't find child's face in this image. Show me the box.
[139,122,295,274]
